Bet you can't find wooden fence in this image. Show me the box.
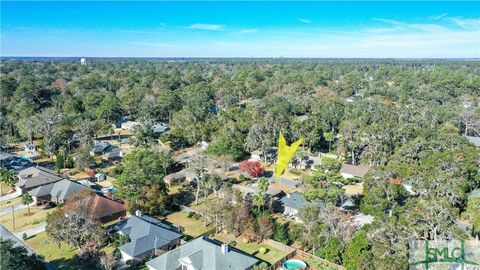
[264,239,344,270]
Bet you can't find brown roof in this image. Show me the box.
[340,164,369,178]
[87,195,125,219]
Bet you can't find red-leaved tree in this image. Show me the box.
[239,160,265,177]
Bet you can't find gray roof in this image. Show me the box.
[465,136,480,147]
[29,179,88,202]
[146,236,259,270]
[152,123,170,133]
[116,215,182,258]
[0,154,35,173]
[49,180,89,202]
[28,183,54,198]
[276,177,300,189]
[279,192,308,210]
[91,142,117,154]
[17,166,63,190]
[0,224,35,255]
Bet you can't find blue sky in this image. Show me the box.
[1,1,479,58]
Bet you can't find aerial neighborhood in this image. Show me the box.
[1,39,480,270]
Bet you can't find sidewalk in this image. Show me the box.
[14,222,47,238]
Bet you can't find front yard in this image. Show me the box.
[0,196,22,209]
[162,211,213,238]
[26,232,80,270]
[0,206,55,232]
[27,232,117,270]
[213,233,289,265]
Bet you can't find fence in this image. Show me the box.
[264,239,344,270]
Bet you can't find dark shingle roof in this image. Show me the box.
[279,192,308,210]
[116,215,182,258]
[17,166,63,190]
[29,179,89,202]
[146,236,259,270]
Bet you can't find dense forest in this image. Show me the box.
[1,59,479,269]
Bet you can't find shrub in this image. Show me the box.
[22,233,28,240]
[187,212,195,218]
[228,240,237,247]
[258,247,267,254]
[239,160,265,177]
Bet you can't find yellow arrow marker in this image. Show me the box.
[275,132,303,179]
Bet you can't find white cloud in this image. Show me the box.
[430,13,448,20]
[448,17,480,29]
[298,18,312,24]
[187,23,225,31]
[237,29,259,34]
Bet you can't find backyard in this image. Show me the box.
[0,206,55,232]
[162,211,213,238]
[213,233,290,265]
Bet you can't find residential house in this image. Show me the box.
[340,164,369,179]
[232,183,283,199]
[277,192,316,220]
[152,123,170,134]
[114,214,182,262]
[90,142,118,156]
[465,136,480,147]
[17,166,63,192]
[23,143,38,158]
[121,121,140,131]
[146,236,259,270]
[80,194,126,223]
[28,179,89,203]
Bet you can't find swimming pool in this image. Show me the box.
[283,259,307,270]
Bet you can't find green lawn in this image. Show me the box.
[26,232,80,270]
[27,232,117,270]
[0,206,56,232]
[213,234,289,265]
[163,211,213,238]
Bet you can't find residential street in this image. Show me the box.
[0,203,28,217]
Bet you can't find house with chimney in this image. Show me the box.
[146,236,259,270]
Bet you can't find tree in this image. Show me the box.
[273,222,289,244]
[55,146,66,170]
[22,193,33,215]
[0,166,17,195]
[298,204,321,253]
[343,230,373,270]
[322,237,342,264]
[465,195,480,235]
[0,239,46,270]
[188,155,208,205]
[252,177,269,210]
[323,131,335,153]
[114,150,169,214]
[46,191,106,248]
[239,160,265,177]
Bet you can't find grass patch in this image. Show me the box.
[163,211,212,238]
[213,234,289,265]
[0,206,55,232]
[26,232,80,270]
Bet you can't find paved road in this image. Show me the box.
[0,203,28,217]
[14,223,47,238]
[0,192,20,202]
